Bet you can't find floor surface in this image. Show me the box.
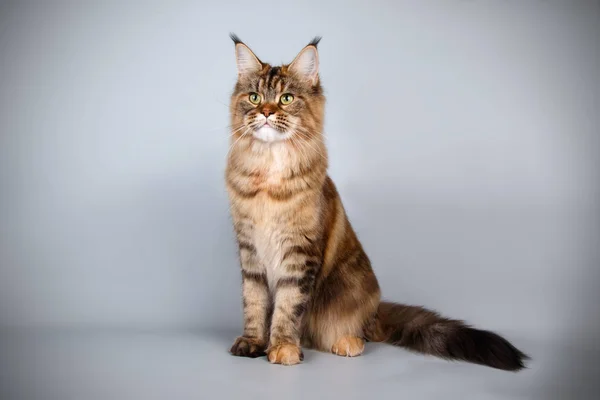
[1,329,598,400]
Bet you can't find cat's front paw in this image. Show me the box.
[230,336,266,358]
[267,343,303,366]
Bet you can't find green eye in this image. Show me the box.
[280,93,294,105]
[249,93,261,105]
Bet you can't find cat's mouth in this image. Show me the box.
[252,124,290,143]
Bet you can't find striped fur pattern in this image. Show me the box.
[225,35,528,370]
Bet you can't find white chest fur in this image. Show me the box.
[265,144,288,185]
[241,143,296,291]
[252,221,285,292]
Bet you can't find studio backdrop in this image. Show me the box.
[0,1,598,351]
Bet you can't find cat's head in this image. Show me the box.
[229,34,325,145]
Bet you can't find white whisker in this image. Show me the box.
[228,127,251,155]
[292,127,328,162]
[229,124,247,137]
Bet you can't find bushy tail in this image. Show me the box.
[365,302,529,371]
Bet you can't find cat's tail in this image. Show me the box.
[364,301,529,371]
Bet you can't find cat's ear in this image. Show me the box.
[288,37,321,85]
[230,33,262,76]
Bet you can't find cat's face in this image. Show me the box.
[229,36,325,145]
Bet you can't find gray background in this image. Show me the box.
[1,1,599,399]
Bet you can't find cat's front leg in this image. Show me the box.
[267,244,320,365]
[230,240,270,358]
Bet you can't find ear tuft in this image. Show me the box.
[229,32,243,45]
[230,34,262,76]
[308,36,322,48]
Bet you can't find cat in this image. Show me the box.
[225,34,528,370]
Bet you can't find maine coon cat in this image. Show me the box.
[225,34,527,370]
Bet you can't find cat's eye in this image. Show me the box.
[248,93,261,105]
[280,93,294,105]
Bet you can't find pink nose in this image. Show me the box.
[261,104,277,117]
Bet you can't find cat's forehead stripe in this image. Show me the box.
[265,67,282,89]
[253,66,286,98]
[267,66,281,86]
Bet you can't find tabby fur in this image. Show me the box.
[225,34,528,370]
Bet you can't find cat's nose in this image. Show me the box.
[261,105,277,117]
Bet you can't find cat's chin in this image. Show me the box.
[252,126,291,143]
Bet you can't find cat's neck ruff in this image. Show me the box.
[248,141,295,176]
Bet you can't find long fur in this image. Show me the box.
[225,34,528,370]
[365,302,528,371]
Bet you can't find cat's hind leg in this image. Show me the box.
[331,336,365,357]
